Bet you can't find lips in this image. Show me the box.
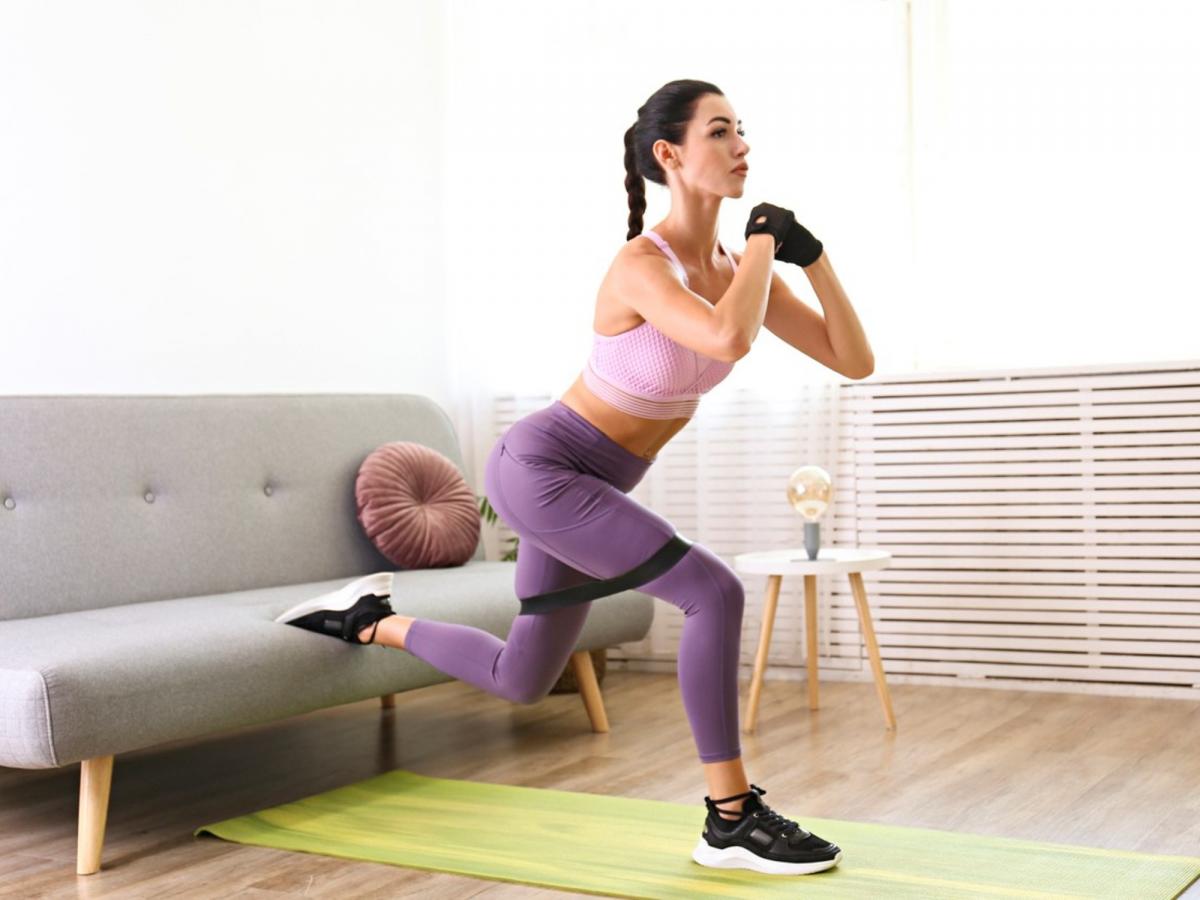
[732,166,749,174]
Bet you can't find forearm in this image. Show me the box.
[716,233,775,357]
[805,252,874,374]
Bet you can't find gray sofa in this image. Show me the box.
[0,393,656,875]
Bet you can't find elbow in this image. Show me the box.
[723,335,751,363]
[718,327,751,362]
[846,358,875,380]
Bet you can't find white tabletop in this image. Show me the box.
[733,547,891,576]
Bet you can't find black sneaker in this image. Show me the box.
[691,784,843,876]
[274,572,396,645]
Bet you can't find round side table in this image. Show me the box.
[733,547,895,733]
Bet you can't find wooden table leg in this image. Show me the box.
[849,571,897,731]
[804,574,819,710]
[742,574,781,734]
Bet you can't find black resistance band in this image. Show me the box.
[517,533,695,616]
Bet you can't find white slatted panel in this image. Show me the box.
[482,365,1200,701]
[837,359,1200,701]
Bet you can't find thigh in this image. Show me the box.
[514,535,596,600]
[485,440,677,582]
[506,538,593,654]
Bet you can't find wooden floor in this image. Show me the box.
[2,670,1199,898]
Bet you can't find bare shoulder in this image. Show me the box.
[614,232,660,269]
[611,232,682,281]
[598,234,674,314]
[598,234,738,362]
[609,233,691,301]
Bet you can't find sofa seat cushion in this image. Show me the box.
[0,564,654,770]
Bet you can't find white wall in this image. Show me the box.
[442,0,915,400]
[439,0,917,477]
[908,0,1200,372]
[1,0,449,400]
[443,0,1200,408]
[3,0,1197,424]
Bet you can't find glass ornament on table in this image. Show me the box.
[786,465,833,560]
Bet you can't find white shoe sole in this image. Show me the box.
[274,571,394,624]
[691,839,842,875]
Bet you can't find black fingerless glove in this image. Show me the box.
[777,220,824,268]
[744,202,796,254]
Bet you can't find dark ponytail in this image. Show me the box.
[624,78,724,241]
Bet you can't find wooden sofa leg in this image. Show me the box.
[569,650,609,733]
[380,692,396,709]
[78,755,114,875]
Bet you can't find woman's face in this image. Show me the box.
[656,93,751,198]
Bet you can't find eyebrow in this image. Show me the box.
[706,116,742,125]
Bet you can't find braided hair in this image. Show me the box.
[623,79,724,241]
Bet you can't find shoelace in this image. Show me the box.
[752,805,809,842]
[708,784,810,842]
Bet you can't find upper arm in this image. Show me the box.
[729,249,849,376]
[607,246,742,363]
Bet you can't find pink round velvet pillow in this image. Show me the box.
[355,441,481,569]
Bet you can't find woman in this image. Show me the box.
[283,79,874,877]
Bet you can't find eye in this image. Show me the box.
[713,128,747,138]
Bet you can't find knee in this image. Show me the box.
[683,544,745,618]
[504,666,560,706]
[717,566,745,618]
[509,682,552,706]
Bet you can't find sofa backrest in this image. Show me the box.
[0,393,484,621]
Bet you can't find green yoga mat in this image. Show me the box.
[194,769,1200,899]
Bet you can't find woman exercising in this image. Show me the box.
[282,78,874,877]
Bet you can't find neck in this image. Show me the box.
[653,210,723,273]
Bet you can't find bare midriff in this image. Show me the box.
[557,229,738,463]
[558,376,691,462]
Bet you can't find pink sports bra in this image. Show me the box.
[581,229,738,420]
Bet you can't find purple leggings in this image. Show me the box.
[404,400,744,764]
